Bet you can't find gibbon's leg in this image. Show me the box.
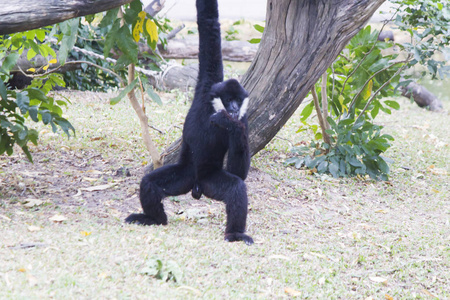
[200,170,253,245]
[226,119,250,180]
[125,164,194,225]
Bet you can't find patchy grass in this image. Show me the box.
[0,83,449,299]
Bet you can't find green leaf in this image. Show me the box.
[2,53,20,73]
[103,19,121,58]
[300,102,314,121]
[143,81,162,106]
[384,100,400,110]
[317,161,328,173]
[0,80,7,101]
[16,92,30,114]
[253,24,265,33]
[248,38,261,44]
[329,162,339,178]
[110,79,138,105]
[58,18,80,64]
[28,129,39,145]
[353,117,365,130]
[377,157,389,175]
[28,106,39,122]
[21,145,33,163]
[99,8,119,28]
[116,26,138,64]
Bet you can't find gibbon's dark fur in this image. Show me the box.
[125,0,253,245]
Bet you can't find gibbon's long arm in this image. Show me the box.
[196,0,224,88]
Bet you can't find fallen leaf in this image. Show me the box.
[385,294,393,300]
[177,286,202,296]
[86,170,103,175]
[318,277,326,285]
[309,252,328,259]
[0,214,11,221]
[82,177,98,182]
[98,272,109,279]
[80,183,116,192]
[268,254,291,261]
[27,274,38,286]
[430,168,447,176]
[28,225,41,232]
[421,288,438,298]
[369,276,388,285]
[80,231,91,236]
[285,287,302,297]
[23,198,43,208]
[375,209,388,214]
[49,215,67,223]
[18,268,26,272]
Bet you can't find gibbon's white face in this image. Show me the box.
[212,97,249,120]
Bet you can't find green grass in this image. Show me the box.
[0,85,449,299]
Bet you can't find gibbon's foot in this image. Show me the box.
[125,213,167,226]
[191,183,202,199]
[224,232,254,245]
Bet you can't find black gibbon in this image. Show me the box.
[125,0,253,245]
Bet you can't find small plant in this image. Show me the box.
[287,26,405,180]
[140,257,182,283]
[225,20,243,41]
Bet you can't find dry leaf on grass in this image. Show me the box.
[369,276,388,285]
[318,277,326,285]
[177,286,202,296]
[268,254,291,261]
[27,274,38,286]
[82,177,99,182]
[421,288,438,298]
[426,165,447,176]
[27,225,41,232]
[80,183,116,192]
[23,199,43,208]
[86,169,103,175]
[0,214,11,221]
[285,287,302,297]
[49,215,67,223]
[385,294,394,300]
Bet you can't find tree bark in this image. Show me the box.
[401,82,443,112]
[141,37,258,62]
[160,0,386,166]
[0,0,133,35]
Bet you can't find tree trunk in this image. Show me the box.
[401,82,443,112]
[0,0,133,35]
[160,0,386,166]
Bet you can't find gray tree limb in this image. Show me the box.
[0,0,133,35]
[401,82,444,112]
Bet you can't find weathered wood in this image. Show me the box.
[0,0,133,35]
[401,82,443,112]
[159,64,198,90]
[144,0,165,16]
[144,37,258,62]
[160,0,387,165]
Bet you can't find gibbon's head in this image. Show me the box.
[211,79,249,120]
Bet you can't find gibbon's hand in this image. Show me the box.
[210,110,244,130]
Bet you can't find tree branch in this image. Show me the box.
[0,0,134,35]
[311,86,331,147]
